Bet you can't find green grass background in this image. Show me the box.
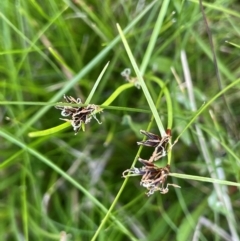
[0,0,240,240]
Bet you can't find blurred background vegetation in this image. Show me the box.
[0,0,240,240]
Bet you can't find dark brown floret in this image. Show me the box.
[55,95,101,134]
[123,159,180,196]
[137,130,171,161]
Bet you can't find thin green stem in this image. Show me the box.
[201,125,240,165]
[28,122,71,137]
[48,47,74,75]
[175,78,240,142]
[147,76,173,165]
[0,130,136,240]
[140,0,170,74]
[15,0,157,136]
[91,91,163,241]
[85,61,110,104]
[147,76,173,129]
[117,23,166,137]
[169,173,240,187]
[28,83,134,137]
[21,160,28,241]
[101,83,133,106]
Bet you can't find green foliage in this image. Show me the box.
[1,0,240,240]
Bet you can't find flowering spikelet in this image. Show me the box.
[121,68,140,89]
[123,129,180,196]
[137,130,171,161]
[123,159,180,196]
[55,95,101,134]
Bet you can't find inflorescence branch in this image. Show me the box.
[55,95,102,134]
[123,130,180,196]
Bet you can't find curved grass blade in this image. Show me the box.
[28,122,71,137]
[101,83,133,106]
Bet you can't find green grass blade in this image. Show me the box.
[140,0,170,74]
[0,130,137,240]
[175,78,240,142]
[101,83,134,106]
[116,23,166,137]
[15,0,157,136]
[85,61,110,104]
[169,173,240,187]
[28,122,71,137]
[189,0,240,18]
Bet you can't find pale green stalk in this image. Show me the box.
[85,61,110,104]
[101,83,133,106]
[169,173,240,187]
[117,24,166,137]
[140,0,170,74]
[147,76,173,129]
[147,76,173,165]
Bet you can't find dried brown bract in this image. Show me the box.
[55,95,101,134]
[121,68,140,89]
[137,130,171,161]
[123,159,180,196]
